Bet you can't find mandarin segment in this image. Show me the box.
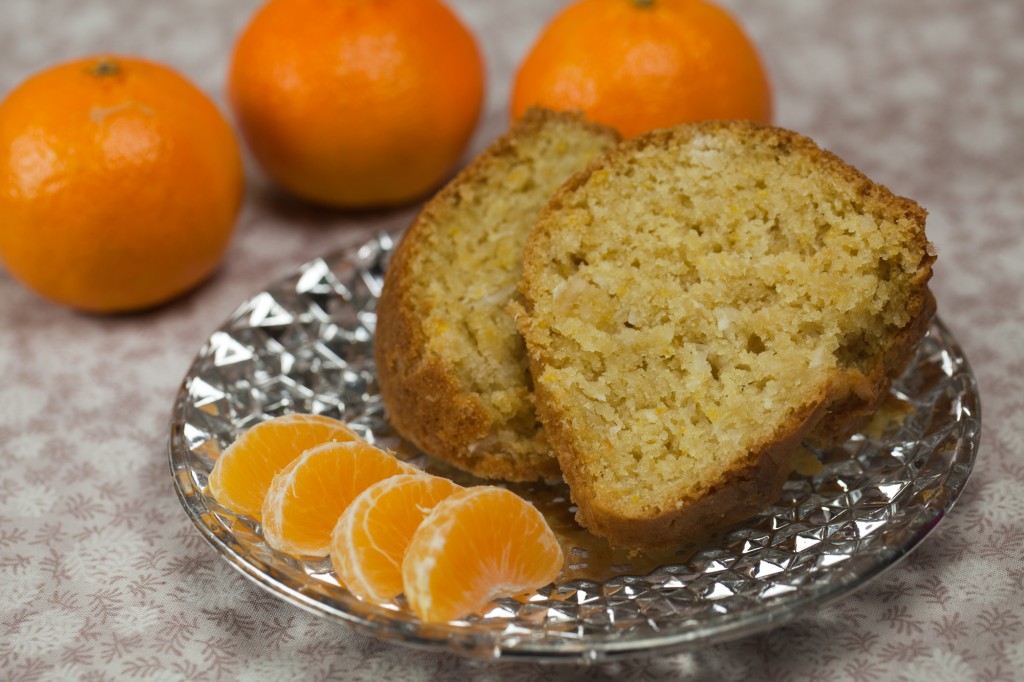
[331,474,463,602]
[261,441,417,557]
[208,413,360,517]
[401,486,564,623]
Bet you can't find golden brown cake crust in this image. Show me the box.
[539,380,830,548]
[375,108,620,481]
[516,120,936,548]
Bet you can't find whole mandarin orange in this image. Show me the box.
[0,56,243,313]
[511,0,772,138]
[227,0,485,208]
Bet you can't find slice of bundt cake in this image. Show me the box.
[514,120,935,548]
[375,108,620,481]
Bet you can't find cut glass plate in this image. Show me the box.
[169,232,980,662]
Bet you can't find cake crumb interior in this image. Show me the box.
[529,130,929,513]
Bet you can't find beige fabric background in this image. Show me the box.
[1,1,1022,679]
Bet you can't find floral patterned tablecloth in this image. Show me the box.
[2,1,1021,680]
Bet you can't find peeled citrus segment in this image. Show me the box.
[261,441,417,557]
[331,474,463,602]
[208,413,359,517]
[402,486,564,623]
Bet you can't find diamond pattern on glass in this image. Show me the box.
[169,232,980,662]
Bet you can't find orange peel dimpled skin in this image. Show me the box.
[0,55,244,313]
[511,0,772,138]
[226,0,485,208]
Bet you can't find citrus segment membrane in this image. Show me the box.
[331,474,463,601]
[402,486,564,623]
[261,441,417,557]
[208,413,360,517]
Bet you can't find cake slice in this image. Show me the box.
[514,120,935,548]
[375,108,620,481]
